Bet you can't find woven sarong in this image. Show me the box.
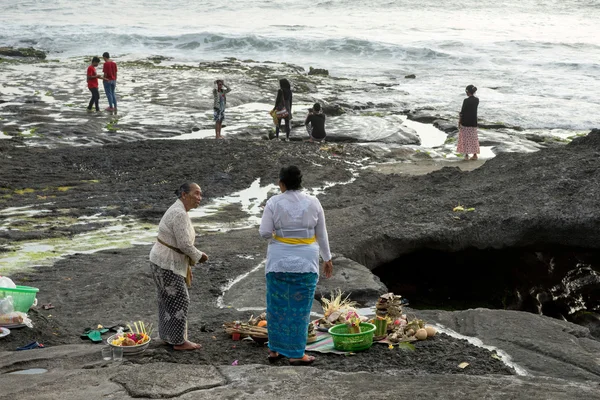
[150,262,189,345]
[457,126,480,155]
[266,272,318,358]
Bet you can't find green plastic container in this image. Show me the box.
[0,286,39,313]
[328,322,376,352]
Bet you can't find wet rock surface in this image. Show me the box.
[0,54,598,398]
[418,308,600,381]
[1,345,598,399]
[0,46,47,59]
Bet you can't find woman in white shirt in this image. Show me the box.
[149,183,208,351]
[259,166,333,365]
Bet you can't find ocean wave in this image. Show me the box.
[7,31,454,62]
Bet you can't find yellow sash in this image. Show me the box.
[273,235,316,245]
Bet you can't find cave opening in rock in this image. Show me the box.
[372,246,600,325]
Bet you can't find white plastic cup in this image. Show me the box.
[112,346,123,361]
[101,346,112,361]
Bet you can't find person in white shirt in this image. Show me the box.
[259,166,333,365]
[149,183,208,351]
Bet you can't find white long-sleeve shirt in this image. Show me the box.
[149,199,204,277]
[259,190,331,274]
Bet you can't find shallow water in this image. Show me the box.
[1,0,598,130]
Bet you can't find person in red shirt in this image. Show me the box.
[86,57,102,112]
[102,52,118,111]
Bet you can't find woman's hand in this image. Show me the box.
[322,260,333,278]
[199,252,209,263]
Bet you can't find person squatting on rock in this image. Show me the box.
[304,103,327,142]
[149,183,209,351]
[86,56,103,112]
[213,79,231,139]
[457,84,480,161]
[259,166,333,365]
[273,78,293,141]
[102,52,118,111]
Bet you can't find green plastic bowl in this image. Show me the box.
[328,322,376,352]
[0,286,39,313]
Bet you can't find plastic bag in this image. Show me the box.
[0,312,33,328]
[0,276,16,289]
[0,296,14,314]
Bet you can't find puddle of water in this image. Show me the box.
[0,167,365,274]
[0,179,279,274]
[402,118,447,148]
[8,368,48,375]
[190,178,278,229]
[158,129,214,140]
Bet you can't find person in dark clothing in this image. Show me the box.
[457,84,480,160]
[273,79,293,141]
[304,103,326,142]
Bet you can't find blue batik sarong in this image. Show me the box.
[266,272,318,358]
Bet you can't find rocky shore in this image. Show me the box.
[0,53,599,398]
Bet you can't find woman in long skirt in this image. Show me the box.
[259,166,333,365]
[457,84,480,160]
[149,182,208,351]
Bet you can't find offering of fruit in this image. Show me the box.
[111,321,153,346]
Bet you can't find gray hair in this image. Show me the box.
[174,182,199,198]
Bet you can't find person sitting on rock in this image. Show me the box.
[305,103,326,142]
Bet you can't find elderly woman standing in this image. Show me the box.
[149,183,208,351]
[259,166,333,365]
[457,84,480,160]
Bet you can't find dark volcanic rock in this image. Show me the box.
[308,66,329,76]
[324,130,600,261]
[321,103,346,116]
[320,130,600,328]
[0,46,46,59]
[417,308,600,381]
[405,74,416,79]
[315,255,388,306]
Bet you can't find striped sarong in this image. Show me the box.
[266,272,318,358]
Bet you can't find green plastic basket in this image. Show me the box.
[328,322,376,352]
[0,285,39,313]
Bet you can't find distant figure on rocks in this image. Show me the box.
[102,52,118,112]
[304,103,326,142]
[457,84,480,160]
[273,78,293,141]
[86,56,102,112]
[149,183,209,351]
[213,79,231,139]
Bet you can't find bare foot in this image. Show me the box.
[464,155,470,161]
[471,155,478,161]
[289,354,316,365]
[173,340,202,351]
